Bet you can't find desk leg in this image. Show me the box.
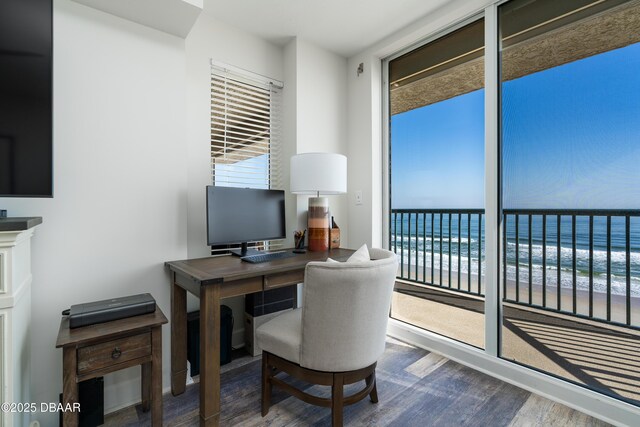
[62,347,78,427]
[200,284,221,426]
[141,362,151,412]
[151,325,163,426]
[171,278,188,396]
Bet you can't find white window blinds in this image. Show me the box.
[210,62,283,190]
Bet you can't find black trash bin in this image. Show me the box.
[187,305,233,376]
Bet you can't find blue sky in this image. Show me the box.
[391,42,640,209]
[391,90,485,208]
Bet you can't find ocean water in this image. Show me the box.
[391,213,640,297]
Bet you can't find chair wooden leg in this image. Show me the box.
[366,371,378,403]
[260,354,377,424]
[332,373,344,427]
[261,352,272,416]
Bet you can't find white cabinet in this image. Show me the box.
[0,219,41,427]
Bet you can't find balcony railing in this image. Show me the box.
[391,209,485,296]
[391,208,640,329]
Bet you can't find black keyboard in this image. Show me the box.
[241,251,296,263]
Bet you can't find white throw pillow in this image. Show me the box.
[325,244,370,264]
[346,244,370,263]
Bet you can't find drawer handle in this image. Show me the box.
[111,347,122,360]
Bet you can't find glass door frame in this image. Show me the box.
[381,9,501,356]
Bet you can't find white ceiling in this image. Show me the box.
[203,0,452,57]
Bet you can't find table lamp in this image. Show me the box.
[290,153,347,251]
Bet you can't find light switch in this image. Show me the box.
[355,190,363,205]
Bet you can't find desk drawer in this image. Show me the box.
[264,270,304,289]
[220,276,262,299]
[77,333,151,375]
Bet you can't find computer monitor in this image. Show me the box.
[206,186,286,256]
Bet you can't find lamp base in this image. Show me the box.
[307,197,329,251]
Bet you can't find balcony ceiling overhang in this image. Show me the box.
[390,0,640,116]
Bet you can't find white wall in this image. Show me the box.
[0,0,187,423]
[284,38,350,245]
[282,40,299,249]
[346,55,382,249]
[184,12,286,344]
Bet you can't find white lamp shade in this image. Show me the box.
[290,153,347,195]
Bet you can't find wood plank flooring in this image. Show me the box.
[104,338,610,426]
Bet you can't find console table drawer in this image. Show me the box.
[77,332,151,374]
[264,270,304,289]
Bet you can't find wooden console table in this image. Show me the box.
[56,307,168,426]
[166,248,354,426]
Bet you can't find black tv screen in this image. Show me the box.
[0,0,53,197]
[206,186,286,246]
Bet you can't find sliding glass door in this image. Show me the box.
[499,0,640,406]
[385,0,640,409]
[388,19,486,348]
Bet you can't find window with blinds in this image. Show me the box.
[210,62,283,253]
[211,64,282,189]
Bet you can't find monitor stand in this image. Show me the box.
[230,242,260,257]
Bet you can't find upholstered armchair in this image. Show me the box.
[256,246,398,426]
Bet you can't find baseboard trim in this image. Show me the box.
[104,385,174,416]
[387,318,639,427]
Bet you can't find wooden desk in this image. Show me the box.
[165,248,354,426]
[56,307,168,427]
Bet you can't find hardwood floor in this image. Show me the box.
[104,338,610,426]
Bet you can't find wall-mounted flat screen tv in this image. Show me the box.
[0,0,53,197]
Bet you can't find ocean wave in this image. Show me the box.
[394,248,640,297]
[391,234,475,245]
[504,242,640,281]
[391,234,638,262]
